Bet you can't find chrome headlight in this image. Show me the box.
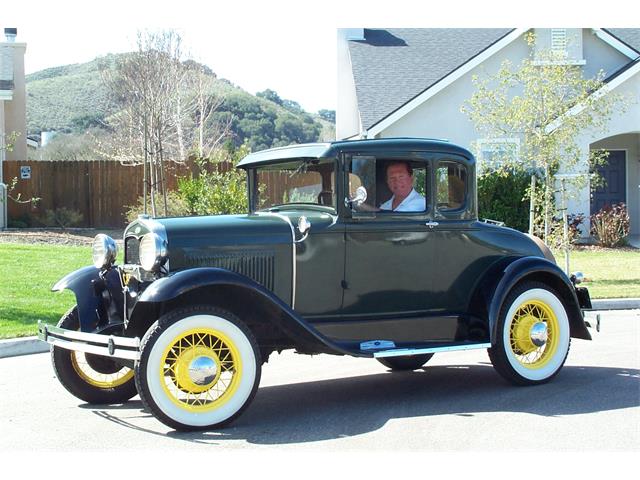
[92,234,118,269]
[139,232,168,271]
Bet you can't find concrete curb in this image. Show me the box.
[591,298,640,311]
[0,336,49,359]
[1,299,639,359]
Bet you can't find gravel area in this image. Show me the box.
[0,228,124,247]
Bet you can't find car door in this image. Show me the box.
[314,153,447,344]
[428,155,490,313]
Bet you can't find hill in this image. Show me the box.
[26,54,335,151]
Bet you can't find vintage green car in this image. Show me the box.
[38,138,593,431]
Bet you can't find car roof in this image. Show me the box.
[236,137,474,169]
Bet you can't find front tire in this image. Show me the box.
[135,306,261,431]
[51,307,137,404]
[489,282,571,385]
[377,353,434,371]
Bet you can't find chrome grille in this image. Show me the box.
[125,236,140,265]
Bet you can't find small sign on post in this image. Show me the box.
[20,166,31,180]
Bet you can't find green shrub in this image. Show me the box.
[477,168,532,232]
[40,208,84,228]
[591,203,629,247]
[125,190,191,223]
[176,143,250,216]
[177,168,247,216]
[7,219,29,229]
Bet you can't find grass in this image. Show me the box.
[0,242,637,339]
[0,243,88,339]
[553,247,640,299]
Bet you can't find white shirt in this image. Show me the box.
[380,188,426,212]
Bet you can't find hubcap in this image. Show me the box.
[530,322,548,347]
[189,356,218,386]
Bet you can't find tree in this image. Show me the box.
[318,109,336,123]
[256,89,283,105]
[99,30,230,218]
[462,32,629,242]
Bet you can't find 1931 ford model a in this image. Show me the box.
[38,138,593,431]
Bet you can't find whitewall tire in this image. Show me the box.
[135,306,261,430]
[489,282,571,385]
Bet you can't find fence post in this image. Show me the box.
[0,182,6,230]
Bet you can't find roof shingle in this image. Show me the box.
[348,28,513,130]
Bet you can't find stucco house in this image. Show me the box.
[337,28,640,241]
[0,27,27,229]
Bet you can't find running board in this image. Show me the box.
[373,343,491,358]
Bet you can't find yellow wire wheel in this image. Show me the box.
[136,307,261,431]
[490,283,570,385]
[160,328,242,411]
[508,300,560,369]
[50,306,138,404]
[70,352,135,389]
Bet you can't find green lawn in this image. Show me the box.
[0,243,88,339]
[0,242,637,339]
[553,247,640,299]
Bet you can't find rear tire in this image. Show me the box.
[488,281,571,385]
[135,305,261,431]
[377,353,434,371]
[51,307,137,404]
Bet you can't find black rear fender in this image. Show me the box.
[471,257,591,344]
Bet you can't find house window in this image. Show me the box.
[533,28,585,66]
[477,139,520,171]
[551,29,568,57]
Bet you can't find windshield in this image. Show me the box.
[255,159,336,211]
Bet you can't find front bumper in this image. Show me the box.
[38,321,141,361]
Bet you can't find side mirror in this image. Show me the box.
[294,216,311,243]
[345,186,368,209]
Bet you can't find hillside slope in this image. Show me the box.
[26,54,335,150]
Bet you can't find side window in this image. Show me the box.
[436,161,467,211]
[349,156,428,214]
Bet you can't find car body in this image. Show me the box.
[38,138,593,431]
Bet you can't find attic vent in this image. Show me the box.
[551,29,567,55]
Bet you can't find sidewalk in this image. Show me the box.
[2,299,639,359]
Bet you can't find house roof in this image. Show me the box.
[348,28,513,131]
[349,28,640,134]
[604,29,640,55]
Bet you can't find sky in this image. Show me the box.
[2,0,634,114]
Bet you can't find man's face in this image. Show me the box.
[386,163,413,200]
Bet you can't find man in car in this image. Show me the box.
[380,161,426,212]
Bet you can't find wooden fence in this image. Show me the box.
[2,160,229,228]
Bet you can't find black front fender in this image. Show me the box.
[488,256,591,343]
[53,266,123,332]
[52,266,101,332]
[135,268,365,357]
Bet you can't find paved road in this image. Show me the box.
[1,310,638,453]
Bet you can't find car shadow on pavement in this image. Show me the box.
[84,363,639,445]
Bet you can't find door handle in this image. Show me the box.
[425,221,439,228]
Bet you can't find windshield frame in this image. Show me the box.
[248,157,339,214]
